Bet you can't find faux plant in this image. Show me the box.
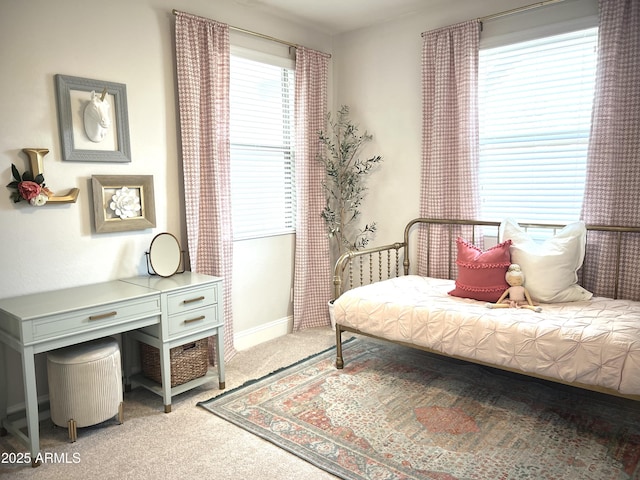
[318,105,382,260]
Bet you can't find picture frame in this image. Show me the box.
[91,175,156,233]
[55,74,131,163]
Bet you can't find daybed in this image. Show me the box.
[332,218,640,401]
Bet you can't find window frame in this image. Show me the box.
[229,47,296,241]
[477,25,598,224]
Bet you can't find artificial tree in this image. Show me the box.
[318,105,383,263]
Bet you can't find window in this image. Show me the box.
[478,27,598,224]
[230,52,295,240]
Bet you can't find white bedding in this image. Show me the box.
[333,275,640,395]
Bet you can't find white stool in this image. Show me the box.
[47,337,124,442]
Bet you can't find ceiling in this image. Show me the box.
[231,0,452,35]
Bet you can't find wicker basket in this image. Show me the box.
[140,338,208,387]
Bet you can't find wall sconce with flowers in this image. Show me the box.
[6,148,79,206]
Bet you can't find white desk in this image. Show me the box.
[0,272,224,466]
[121,272,225,412]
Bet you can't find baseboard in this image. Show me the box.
[234,316,293,351]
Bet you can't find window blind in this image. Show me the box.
[478,27,598,224]
[230,54,296,240]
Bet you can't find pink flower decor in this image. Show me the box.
[17,180,41,201]
[6,163,49,206]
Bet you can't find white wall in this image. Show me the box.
[0,0,331,409]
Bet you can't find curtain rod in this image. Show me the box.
[172,9,331,57]
[479,0,567,23]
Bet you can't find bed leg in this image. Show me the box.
[335,325,344,369]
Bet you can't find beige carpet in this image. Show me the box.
[0,327,339,479]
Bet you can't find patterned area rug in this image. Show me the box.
[199,338,640,480]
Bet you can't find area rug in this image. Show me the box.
[198,338,640,480]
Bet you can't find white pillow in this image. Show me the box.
[499,219,592,303]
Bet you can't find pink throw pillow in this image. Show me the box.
[448,237,512,302]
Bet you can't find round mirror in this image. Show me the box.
[149,233,182,277]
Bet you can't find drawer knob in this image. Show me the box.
[184,315,205,324]
[183,296,205,304]
[89,311,117,321]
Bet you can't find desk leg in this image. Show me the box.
[121,333,132,392]
[22,348,41,467]
[0,342,7,436]
[160,344,172,413]
[216,330,225,390]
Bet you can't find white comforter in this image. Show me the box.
[333,275,640,395]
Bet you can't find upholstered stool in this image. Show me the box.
[47,337,124,442]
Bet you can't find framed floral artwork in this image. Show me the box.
[91,175,156,233]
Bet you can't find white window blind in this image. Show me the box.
[230,53,295,240]
[478,27,598,224]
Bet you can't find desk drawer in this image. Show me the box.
[31,296,161,341]
[168,305,219,337]
[167,284,217,315]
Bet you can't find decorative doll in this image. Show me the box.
[488,264,541,312]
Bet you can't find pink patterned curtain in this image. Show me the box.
[580,0,640,300]
[175,12,235,361]
[418,20,481,278]
[293,46,332,330]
